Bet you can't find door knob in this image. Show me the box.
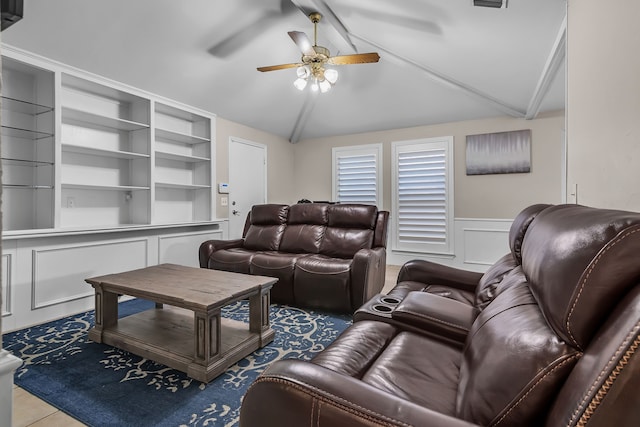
[232,210,239,215]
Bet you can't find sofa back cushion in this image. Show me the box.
[280,203,328,253]
[508,203,551,264]
[473,204,550,311]
[521,204,640,349]
[320,204,377,258]
[457,279,580,426]
[244,204,289,251]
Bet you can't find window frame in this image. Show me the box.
[332,143,383,207]
[391,136,455,255]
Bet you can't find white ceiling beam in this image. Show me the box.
[350,33,526,118]
[289,0,357,54]
[525,15,567,119]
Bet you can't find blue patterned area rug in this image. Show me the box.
[4,299,351,427]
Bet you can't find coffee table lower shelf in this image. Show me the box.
[89,306,275,383]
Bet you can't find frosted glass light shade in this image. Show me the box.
[319,79,332,93]
[310,79,319,92]
[294,78,308,91]
[297,65,310,78]
[324,68,338,84]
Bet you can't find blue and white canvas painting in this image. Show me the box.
[466,129,531,175]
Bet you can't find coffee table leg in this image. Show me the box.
[194,310,221,365]
[88,285,118,343]
[249,288,272,346]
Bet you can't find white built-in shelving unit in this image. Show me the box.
[1,45,225,332]
[153,102,213,224]
[1,47,218,233]
[60,73,152,228]
[1,57,55,231]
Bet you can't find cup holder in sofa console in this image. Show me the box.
[380,296,401,305]
[371,304,394,313]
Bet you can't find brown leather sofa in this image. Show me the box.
[240,204,640,426]
[199,203,389,313]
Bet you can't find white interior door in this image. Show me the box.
[228,137,267,239]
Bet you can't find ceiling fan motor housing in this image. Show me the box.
[304,45,330,64]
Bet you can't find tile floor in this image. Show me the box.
[11,264,402,426]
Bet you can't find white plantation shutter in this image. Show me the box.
[332,144,382,206]
[392,137,454,254]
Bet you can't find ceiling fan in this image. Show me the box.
[257,12,380,93]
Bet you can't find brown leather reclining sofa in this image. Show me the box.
[199,203,389,313]
[240,204,640,426]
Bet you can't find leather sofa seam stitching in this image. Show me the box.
[568,320,640,426]
[492,353,580,427]
[254,376,411,427]
[566,227,640,347]
[399,309,468,331]
[576,333,640,427]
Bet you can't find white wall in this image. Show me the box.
[566,0,640,209]
[215,117,295,214]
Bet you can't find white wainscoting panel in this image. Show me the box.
[387,218,512,272]
[462,228,510,266]
[1,222,227,333]
[1,253,12,317]
[158,230,224,267]
[32,238,148,309]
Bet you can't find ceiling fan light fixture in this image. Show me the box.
[324,68,338,84]
[293,77,308,91]
[319,78,332,93]
[296,65,310,79]
[310,79,319,92]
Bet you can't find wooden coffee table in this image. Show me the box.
[85,263,277,383]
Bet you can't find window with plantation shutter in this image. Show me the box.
[332,144,382,206]
[392,137,454,254]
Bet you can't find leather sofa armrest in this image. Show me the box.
[392,292,474,342]
[350,247,387,311]
[397,259,483,293]
[240,360,481,427]
[198,239,244,268]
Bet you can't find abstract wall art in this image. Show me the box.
[465,129,531,175]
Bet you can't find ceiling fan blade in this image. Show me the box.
[257,63,302,72]
[327,52,381,65]
[288,31,316,57]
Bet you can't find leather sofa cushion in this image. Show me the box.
[244,204,289,251]
[250,252,309,305]
[362,331,461,416]
[287,203,329,225]
[457,281,580,426]
[522,204,640,349]
[392,292,474,342]
[475,264,527,312]
[328,204,378,229]
[208,248,256,274]
[244,225,286,251]
[249,204,289,225]
[508,203,551,264]
[321,206,377,257]
[473,253,518,310]
[320,228,373,259]
[279,205,328,253]
[312,321,397,378]
[388,280,475,305]
[279,224,325,253]
[294,255,353,312]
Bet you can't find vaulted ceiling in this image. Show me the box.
[2,0,567,142]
